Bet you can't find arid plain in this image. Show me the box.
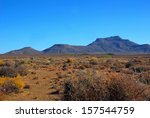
[0,54,150,101]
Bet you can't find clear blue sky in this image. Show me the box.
[0,0,150,53]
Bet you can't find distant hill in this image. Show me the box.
[5,47,42,55]
[3,36,150,55]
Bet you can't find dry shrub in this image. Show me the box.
[3,60,15,67]
[89,57,99,65]
[0,66,17,77]
[66,58,75,63]
[138,73,150,85]
[62,69,110,101]
[13,75,25,89]
[63,77,109,101]
[104,59,117,68]
[1,80,19,94]
[0,60,5,66]
[0,75,24,94]
[15,66,27,76]
[140,78,150,85]
[15,60,25,66]
[0,66,27,78]
[108,76,150,101]
[132,66,150,73]
[108,78,132,100]
[125,61,133,68]
[62,70,147,101]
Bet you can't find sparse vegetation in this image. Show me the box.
[0,55,149,101]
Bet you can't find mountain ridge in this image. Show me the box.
[3,36,150,55]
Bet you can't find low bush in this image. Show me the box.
[0,75,24,94]
[89,57,99,65]
[125,61,133,68]
[62,69,110,101]
[63,77,109,101]
[15,66,27,76]
[62,71,144,101]
[108,78,130,100]
[0,66,18,77]
[138,73,150,85]
[0,60,5,66]
[66,58,75,63]
[0,66,27,78]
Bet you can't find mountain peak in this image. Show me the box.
[95,36,122,42]
[109,36,122,39]
[22,47,33,49]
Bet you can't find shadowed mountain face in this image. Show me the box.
[4,36,150,55]
[5,47,42,55]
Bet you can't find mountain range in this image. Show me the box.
[4,36,150,55]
